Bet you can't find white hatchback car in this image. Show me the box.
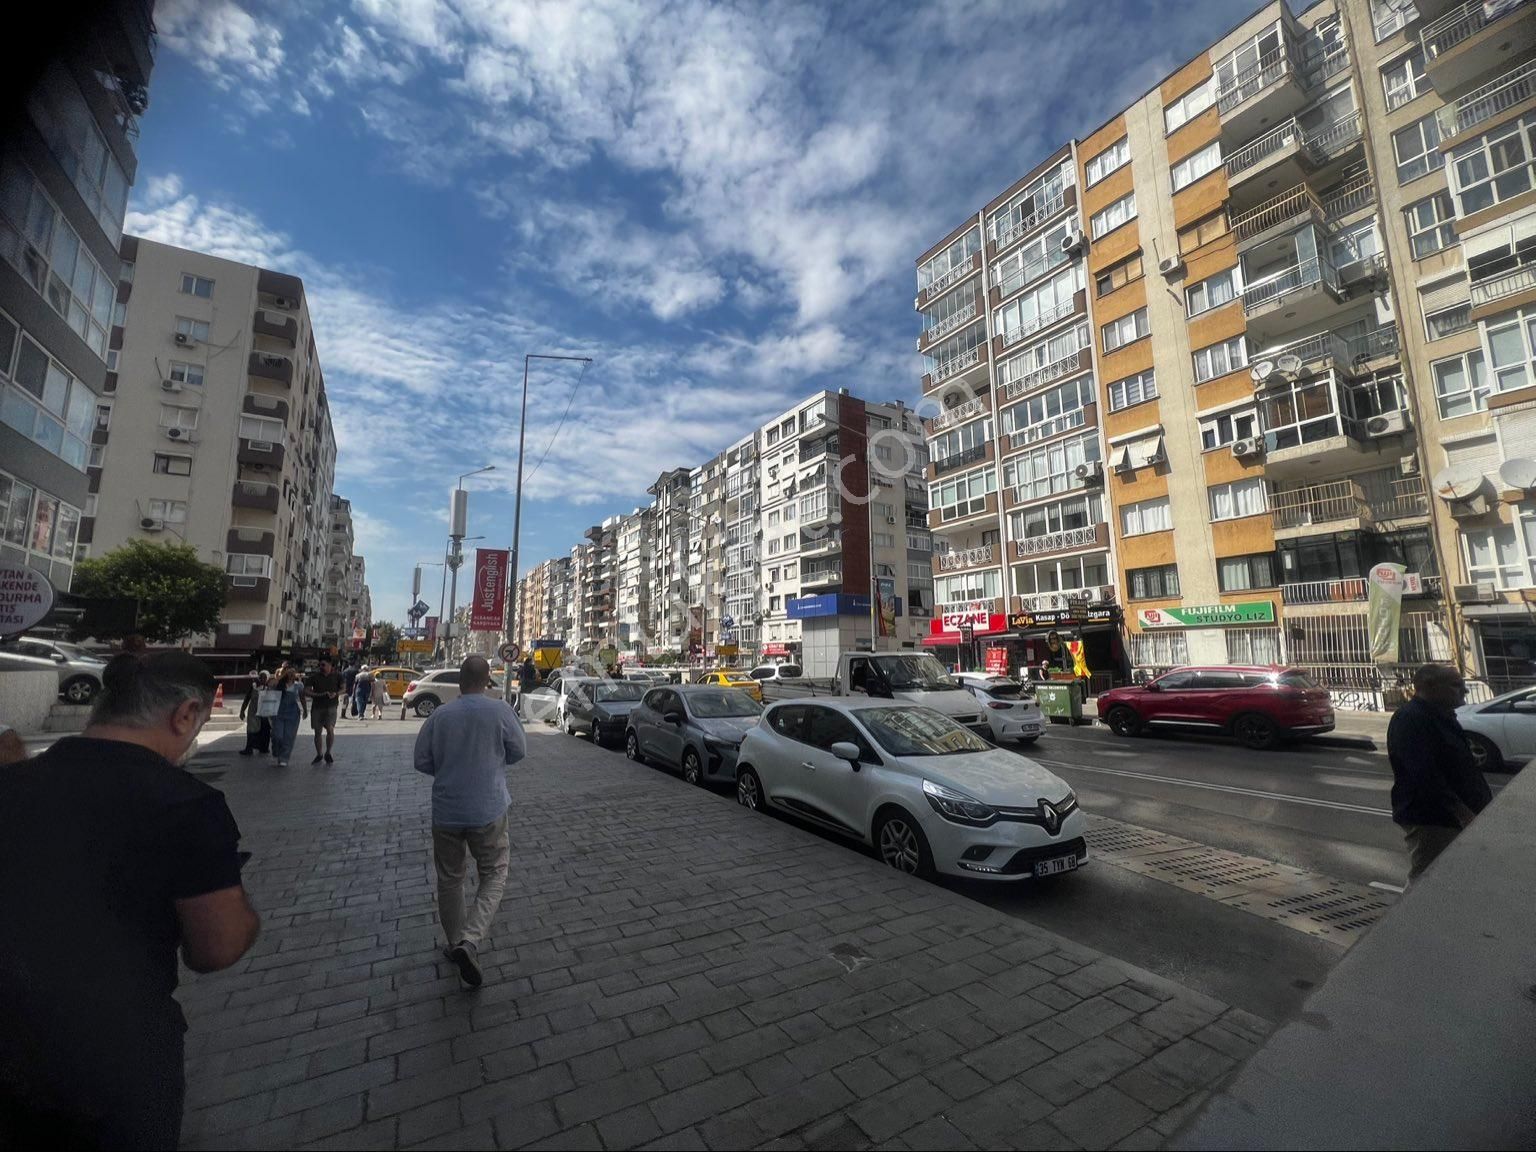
[402,668,502,717]
[734,699,1085,881]
[953,673,1045,746]
[1456,684,1536,772]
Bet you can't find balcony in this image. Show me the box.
[248,351,294,386]
[801,565,843,589]
[935,543,997,574]
[1006,404,1093,452]
[231,480,280,512]
[215,624,267,649]
[1217,47,1310,141]
[991,188,1074,257]
[225,528,275,556]
[1232,185,1328,247]
[1423,0,1536,97]
[1000,346,1090,402]
[1252,324,1400,375]
[237,436,287,472]
[242,393,290,423]
[1010,522,1108,560]
[252,309,298,346]
[1224,113,1363,208]
[796,400,836,438]
[1471,263,1536,314]
[931,443,989,477]
[923,344,989,393]
[926,395,989,435]
[917,297,982,352]
[1436,57,1536,141]
[996,293,1084,352]
[915,251,981,310]
[1242,257,1343,337]
[1374,0,1420,37]
[800,530,841,556]
[1280,576,1366,605]
[225,574,274,603]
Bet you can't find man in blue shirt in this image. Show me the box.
[413,655,526,986]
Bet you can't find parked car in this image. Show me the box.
[735,699,1085,881]
[1457,684,1536,772]
[368,666,417,701]
[766,652,988,734]
[626,685,764,785]
[697,670,764,702]
[402,668,501,717]
[954,672,1045,746]
[748,663,803,682]
[0,638,108,704]
[1095,665,1335,750]
[554,675,597,731]
[565,680,647,745]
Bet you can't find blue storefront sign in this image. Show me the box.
[787,593,898,619]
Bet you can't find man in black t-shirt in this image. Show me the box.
[0,652,260,1150]
[307,656,344,764]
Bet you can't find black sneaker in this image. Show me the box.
[448,941,483,987]
[311,754,324,765]
[324,753,334,764]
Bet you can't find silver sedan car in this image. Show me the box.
[734,699,1085,881]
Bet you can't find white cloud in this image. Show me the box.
[156,0,285,86]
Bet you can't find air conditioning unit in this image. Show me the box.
[1400,454,1419,476]
[885,515,896,524]
[1364,411,1408,437]
[1231,438,1262,458]
[1158,255,1184,277]
[161,379,182,392]
[174,332,194,346]
[139,517,163,532]
[1074,460,1104,482]
[274,296,296,309]
[165,426,188,441]
[1453,582,1494,604]
[1061,228,1087,256]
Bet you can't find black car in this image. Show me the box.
[565,680,646,745]
[626,685,763,785]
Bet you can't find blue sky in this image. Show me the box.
[128,0,1247,624]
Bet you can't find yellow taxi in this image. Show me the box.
[368,666,419,700]
[698,670,763,702]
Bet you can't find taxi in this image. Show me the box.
[697,669,764,702]
[369,666,419,700]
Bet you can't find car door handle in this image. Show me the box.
[800,761,818,770]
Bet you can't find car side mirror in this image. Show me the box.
[52,653,68,664]
[1512,700,1536,713]
[664,711,684,725]
[1144,682,1161,692]
[830,741,862,769]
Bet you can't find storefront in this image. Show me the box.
[1130,601,1280,678]
[1005,604,1126,690]
[923,605,1010,672]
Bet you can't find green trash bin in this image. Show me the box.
[1035,680,1084,724]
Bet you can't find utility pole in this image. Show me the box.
[445,467,494,663]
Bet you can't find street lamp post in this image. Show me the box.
[446,466,495,663]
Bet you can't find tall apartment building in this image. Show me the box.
[915,0,1536,698]
[325,495,354,643]
[90,235,338,652]
[580,519,620,653]
[646,467,694,653]
[348,552,370,641]
[0,1,157,595]
[615,506,653,653]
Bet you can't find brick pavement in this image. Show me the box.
[175,720,1271,1151]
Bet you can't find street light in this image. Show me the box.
[446,467,496,660]
[440,534,484,661]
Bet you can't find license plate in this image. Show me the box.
[1034,855,1077,878]
[1021,725,1041,735]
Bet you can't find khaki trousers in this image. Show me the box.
[432,814,510,948]
[1402,799,1477,882]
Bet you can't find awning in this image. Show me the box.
[922,633,964,647]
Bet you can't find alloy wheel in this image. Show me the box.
[682,750,702,785]
[736,768,761,810]
[878,818,922,874]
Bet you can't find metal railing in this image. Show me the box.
[1001,346,1088,399]
[928,395,987,434]
[801,565,842,585]
[1272,480,1368,530]
[1381,476,1430,519]
[918,300,978,348]
[1001,298,1078,347]
[1281,576,1367,604]
[931,346,981,384]
[920,253,978,300]
[1352,323,1401,362]
[936,543,996,572]
[1217,48,1296,116]
[1436,57,1536,138]
[1471,264,1536,309]
[1009,407,1087,448]
[932,443,989,475]
[1306,49,1351,86]
[1307,111,1362,159]
[1323,173,1375,219]
[1423,0,1531,59]
[1251,328,1354,368]
[993,190,1069,252]
[1232,184,1325,241]
[1243,257,1338,313]
[1225,118,1306,179]
[1013,524,1101,557]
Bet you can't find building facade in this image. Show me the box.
[90,235,338,651]
[0,1,157,595]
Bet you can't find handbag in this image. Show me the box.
[256,688,281,718]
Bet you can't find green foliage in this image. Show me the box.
[369,621,399,660]
[70,540,226,643]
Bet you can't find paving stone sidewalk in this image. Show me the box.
[175,722,1271,1151]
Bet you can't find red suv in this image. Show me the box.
[1096,665,1335,750]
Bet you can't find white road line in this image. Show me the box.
[1029,759,1393,817]
[1369,880,1406,894]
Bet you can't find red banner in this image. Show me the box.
[470,548,509,631]
[425,616,439,645]
[985,647,1009,675]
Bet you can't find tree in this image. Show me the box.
[69,540,226,643]
[369,621,399,662]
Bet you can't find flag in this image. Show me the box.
[470,548,510,630]
[1367,563,1407,664]
[876,577,897,638]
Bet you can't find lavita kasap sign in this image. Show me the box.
[469,548,509,631]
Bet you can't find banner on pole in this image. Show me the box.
[470,548,509,631]
[1367,562,1407,664]
[425,616,439,645]
[876,577,896,638]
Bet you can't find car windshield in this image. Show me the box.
[873,654,960,691]
[858,707,992,756]
[595,683,644,703]
[777,665,802,677]
[687,690,764,718]
[985,681,1024,700]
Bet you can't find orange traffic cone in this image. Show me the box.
[213,683,225,710]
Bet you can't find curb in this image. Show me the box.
[1309,734,1379,751]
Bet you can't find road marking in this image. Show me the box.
[1030,759,1393,817]
[1369,881,1406,894]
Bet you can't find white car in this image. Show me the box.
[954,672,1045,746]
[749,663,803,682]
[1457,685,1536,772]
[401,668,502,717]
[734,698,1086,881]
[555,675,598,733]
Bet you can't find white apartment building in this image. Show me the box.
[615,506,653,658]
[86,235,338,651]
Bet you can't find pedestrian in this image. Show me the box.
[307,656,344,764]
[0,650,260,1149]
[269,664,307,767]
[343,660,360,716]
[353,665,374,723]
[0,720,25,766]
[1387,664,1492,882]
[413,655,526,987]
[370,672,387,719]
[237,670,272,756]
[519,656,537,696]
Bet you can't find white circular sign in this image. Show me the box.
[499,642,521,663]
[0,566,55,636]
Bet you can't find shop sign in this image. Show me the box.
[398,639,433,653]
[940,603,991,631]
[1136,602,1275,629]
[0,565,55,635]
[1009,604,1121,630]
[985,647,1009,674]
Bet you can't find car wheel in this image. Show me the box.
[1465,732,1504,773]
[736,766,763,811]
[681,748,703,786]
[1233,712,1279,751]
[874,809,934,879]
[562,712,577,736]
[413,696,438,718]
[626,730,646,764]
[62,676,98,705]
[589,722,600,745]
[1106,706,1141,738]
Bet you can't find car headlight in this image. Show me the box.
[922,779,998,826]
[703,736,739,755]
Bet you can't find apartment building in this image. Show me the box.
[324,495,354,644]
[579,518,620,654]
[0,1,156,595]
[646,467,693,653]
[615,506,653,657]
[89,235,338,651]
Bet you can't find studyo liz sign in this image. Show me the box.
[470,548,509,631]
[0,566,54,635]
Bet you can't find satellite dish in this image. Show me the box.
[1499,456,1536,491]
[1432,463,1487,502]
[1250,360,1277,385]
[1275,353,1304,376]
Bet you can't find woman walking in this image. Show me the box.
[238,670,272,756]
[370,672,387,719]
[269,664,307,767]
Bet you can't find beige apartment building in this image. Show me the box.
[916,0,1536,700]
[87,235,339,652]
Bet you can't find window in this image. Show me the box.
[1102,307,1149,353]
[1192,336,1248,383]
[1002,433,1100,502]
[1403,193,1457,259]
[1002,375,1094,446]
[1165,81,1214,133]
[1120,496,1172,537]
[1485,305,1536,394]
[769,595,781,611]
[767,538,781,556]
[907,532,931,552]
[1131,631,1188,667]
[930,466,997,522]
[1012,553,1109,598]
[1086,138,1130,185]
[146,498,188,523]
[932,418,992,465]
[1425,300,1472,340]
[238,414,284,442]
[1107,369,1157,412]
[1199,408,1259,450]
[1214,22,1285,96]
[1209,478,1268,521]
[1449,112,1536,217]
[158,404,199,430]
[1090,192,1136,240]
[991,219,1075,298]
[1431,350,1489,418]
[1171,141,1222,191]
[226,554,272,578]
[994,264,1083,344]
[1007,492,1103,542]
[175,316,209,342]
[152,453,192,476]
[167,361,205,387]
[0,319,93,472]
[1259,375,1342,448]
[1128,564,1180,599]
[917,226,982,293]
[1218,553,1279,592]
[783,503,796,520]
[907,560,932,586]
[988,163,1072,248]
[1095,253,1143,297]
[1393,114,1443,183]
[1226,628,1283,664]
[180,273,214,298]
[1186,267,1241,317]
[767,509,779,527]
[1382,49,1428,111]
[1179,210,1229,255]
[25,69,131,243]
[936,567,1003,606]
[996,321,1092,392]
[1463,519,1529,589]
